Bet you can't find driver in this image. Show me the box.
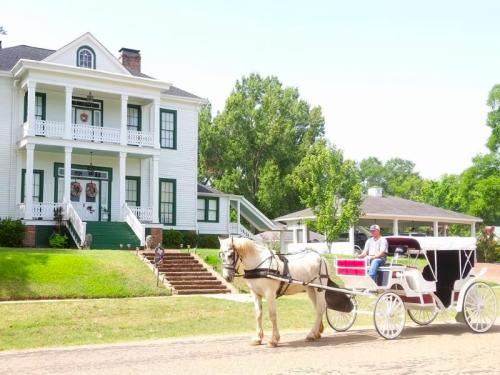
[358,224,388,283]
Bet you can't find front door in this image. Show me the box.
[71,179,99,221]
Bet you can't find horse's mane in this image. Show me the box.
[233,237,269,258]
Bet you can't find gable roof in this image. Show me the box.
[43,32,130,75]
[0,45,55,71]
[274,195,482,223]
[197,183,225,195]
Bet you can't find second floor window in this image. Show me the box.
[23,92,46,122]
[127,105,142,131]
[160,109,177,149]
[77,46,95,69]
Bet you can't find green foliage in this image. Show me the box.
[198,74,325,218]
[0,219,25,247]
[48,233,68,248]
[197,234,220,249]
[290,141,362,242]
[162,230,219,249]
[162,229,184,248]
[476,227,500,263]
[486,84,500,152]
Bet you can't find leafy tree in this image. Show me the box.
[486,84,500,152]
[359,157,385,191]
[198,74,325,218]
[290,141,362,242]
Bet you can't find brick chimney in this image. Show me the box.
[119,48,141,74]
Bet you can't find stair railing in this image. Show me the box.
[123,204,146,246]
[65,202,86,248]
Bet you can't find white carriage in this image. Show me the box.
[326,236,498,339]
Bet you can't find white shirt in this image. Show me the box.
[364,237,388,257]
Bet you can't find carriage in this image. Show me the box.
[324,236,498,339]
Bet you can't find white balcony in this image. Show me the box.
[22,121,154,148]
[128,206,153,223]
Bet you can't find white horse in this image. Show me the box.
[219,237,330,347]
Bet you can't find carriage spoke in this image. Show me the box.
[463,282,497,333]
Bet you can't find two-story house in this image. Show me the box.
[0,33,280,248]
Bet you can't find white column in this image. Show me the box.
[119,152,127,220]
[152,98,160,149]
[26,81,36,134]
[151,155,160,223]
[470,223,476,237]
[24,144,35,220]
[140,158,150,206]
[393,219,399,236]
[64,86,73,139]
[120,95,128,145]
[302,224,308,243]
[292,227,298,244]
[63,147,72,203]
[433,221,439,237]
[348,226,355,250]
[280,231,286,253]
[237,199,241,233]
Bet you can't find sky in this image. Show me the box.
[2,0,499,179]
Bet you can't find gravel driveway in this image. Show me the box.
[1,323,499,374]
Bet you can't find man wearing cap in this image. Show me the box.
[358,224,388,283]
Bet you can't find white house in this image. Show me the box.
[0,33,277,248]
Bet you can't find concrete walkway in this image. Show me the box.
[475,262,500,284]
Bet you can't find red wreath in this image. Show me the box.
[86,182,97,198]
[80,112,89,122]
[71,181,82,197]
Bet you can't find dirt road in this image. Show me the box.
[1,323,499,375]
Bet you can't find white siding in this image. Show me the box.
[0,76,16,218]
[197,196,230,234]
[158,101,199,231]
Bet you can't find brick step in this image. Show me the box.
[143,253,190,258]
[166,276,217,281]
[159,267,206,272]
[162,271,214,277]
[175,289,231,295]
[169,280,222,286]
[158,264,204,269]
[173,284,226,290]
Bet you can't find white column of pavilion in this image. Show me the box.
[24,143,35,220]
[118,152,127,220]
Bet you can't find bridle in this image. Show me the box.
[220,237,242,276]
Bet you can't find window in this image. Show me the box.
[23,92,46,122]
[197,197,219,222]
[127,105,142,131]
[77,46,96,69]
[126,176,140,206]
[159,179,176,225]
[160,109,177,149]
[21,169,44,203]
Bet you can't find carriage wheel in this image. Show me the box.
[462,282,497,333]
[326,297,358,332]
[374,292,406,339]
[407,308,438,326]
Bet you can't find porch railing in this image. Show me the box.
[32,202,65,220]
[127,130,154,147]
[72,123,121,144]
[128,206,153,223]
[66,202,86,248]
[229,223,258,240]
[34,119,65,138]
[124,204,145,246]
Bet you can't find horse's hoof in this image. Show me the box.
[267,341,278,348]
[305,334,316,341]
[251,339,262,346]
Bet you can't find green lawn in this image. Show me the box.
[1,290,499,351]
[0,249,169,300]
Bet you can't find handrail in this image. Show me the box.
[128,206,153,223]
[124,204,145,246]
[72,123,121,144]
[66,202,86,247]
[127,129,154,147]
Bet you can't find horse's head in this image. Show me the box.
[219,237,240,282]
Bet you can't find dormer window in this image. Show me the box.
[77,46,96,69]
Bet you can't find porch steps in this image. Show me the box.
[142,251,232,295]
[85,222,140,250]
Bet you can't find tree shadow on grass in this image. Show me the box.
[0,249,50,300]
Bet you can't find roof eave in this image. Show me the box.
[161,93,208,106]
[12,59,172,91]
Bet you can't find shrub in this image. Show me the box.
[182,231,198,248]
[477,227,500,263]
[0,218,25,247]
[49,232,68,248]
[163,229,183,248]
[198,234,220,249]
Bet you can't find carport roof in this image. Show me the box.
[274,195,482,224]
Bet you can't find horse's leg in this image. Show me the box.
[251,291,263,345]
[305,288,326,341]
[265,290,280,347]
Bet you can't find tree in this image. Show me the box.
[486,84,500,152]
[198,74,325,218]
[359,157,385,191]
[290,141,362,242]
